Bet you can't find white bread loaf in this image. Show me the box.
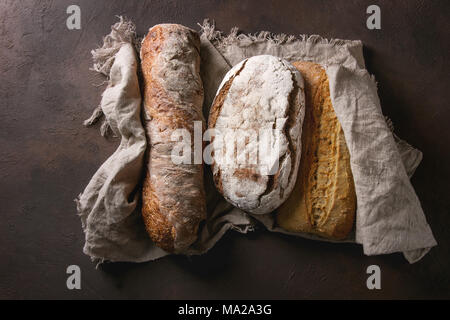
[208,55,305,214]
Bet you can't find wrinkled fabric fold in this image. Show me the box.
[76,18,436,265]
[76,43,151,264]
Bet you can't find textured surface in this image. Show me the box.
[0,0,449,299]
[209,55,305,214]
[141,24,206,253]
[277,61,356,240]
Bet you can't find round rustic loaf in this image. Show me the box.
[208,55,305,214]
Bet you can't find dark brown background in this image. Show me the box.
[1,0,449,299]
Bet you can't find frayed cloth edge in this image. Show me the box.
[85,16,138,137]
[198,19,361,50]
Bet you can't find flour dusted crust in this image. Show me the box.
[276,61,356,240]
[209,55,305,214]
[141,24,206,253]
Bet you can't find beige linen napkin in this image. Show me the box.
[76,18,436,265]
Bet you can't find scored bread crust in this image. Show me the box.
[208,55,305,214]
[140,24,206,253]
[276,61,356,240]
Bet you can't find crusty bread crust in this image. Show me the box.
[208,55,305,214]
[141,24,206,253]
[276,61,356,240]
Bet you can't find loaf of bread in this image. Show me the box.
[276,61,356,240]
[140,24,206,253]
[208,55,305,214]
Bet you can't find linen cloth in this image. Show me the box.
[76,18,436,265]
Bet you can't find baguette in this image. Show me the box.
[140,24,206,253]
[276,61,356,240]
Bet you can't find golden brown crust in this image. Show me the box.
[276,61,356,240]
[142,172,175,252]
[141,24,206,253]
